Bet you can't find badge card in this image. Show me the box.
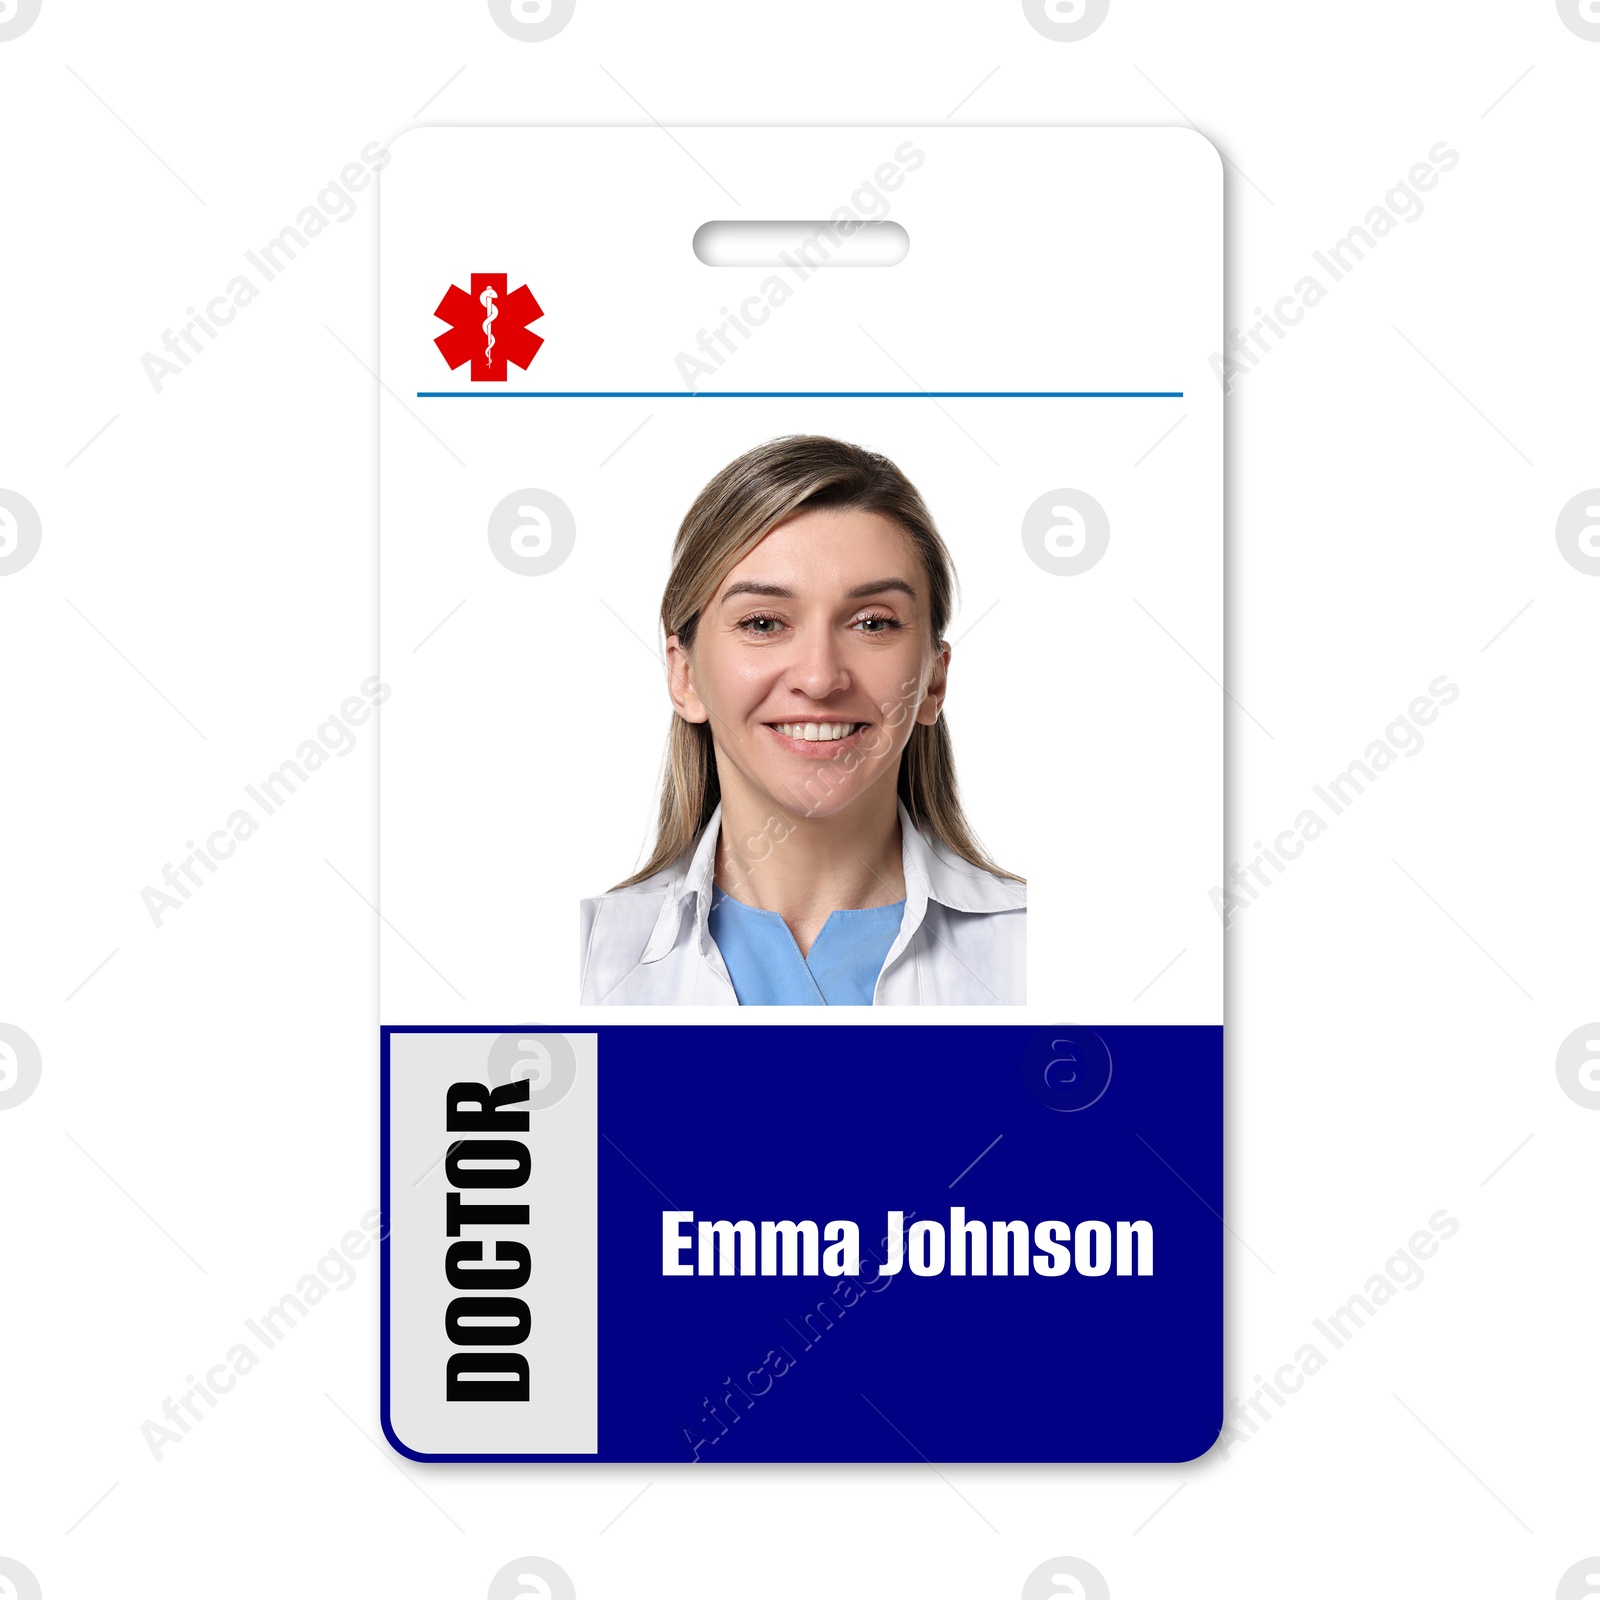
[377,125,1223,1463]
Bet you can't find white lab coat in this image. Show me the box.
[579,801,1025,1006]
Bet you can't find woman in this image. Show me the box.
[579,434,1024,1006]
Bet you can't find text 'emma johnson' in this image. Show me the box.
[662,1210,1154,1278]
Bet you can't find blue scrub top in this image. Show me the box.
[708,888,906,1006]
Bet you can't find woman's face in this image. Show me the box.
[667,506,949,821]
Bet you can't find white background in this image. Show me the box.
[378,125,1220,1025]
[2,5,1597,1600]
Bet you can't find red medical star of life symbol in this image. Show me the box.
[433,272,544,382]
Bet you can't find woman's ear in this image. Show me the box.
[666,633,710,724]
[914,640,951,726]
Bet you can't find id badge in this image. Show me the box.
[377,125,1222,1462]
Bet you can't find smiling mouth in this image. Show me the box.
[767,720,867,742]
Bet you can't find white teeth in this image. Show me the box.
[774,721,860,741]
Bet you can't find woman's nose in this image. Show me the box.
[788,628,849,699]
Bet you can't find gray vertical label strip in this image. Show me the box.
[388,1032,599,1456]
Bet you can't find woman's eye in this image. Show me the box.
[855,614,901,634]
[740,615,783,635]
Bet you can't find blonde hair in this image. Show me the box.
[617,434,1018,888]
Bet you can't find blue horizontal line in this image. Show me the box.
[414,390,1184,399]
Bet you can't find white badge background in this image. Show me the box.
[379,126,1221,1025]
[2,7,1597,1600]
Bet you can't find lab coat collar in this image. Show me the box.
[640,805,725,965]
[898,799,1026,915]
[638,799,1021,966]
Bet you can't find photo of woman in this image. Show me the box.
[579,434,1025,1006]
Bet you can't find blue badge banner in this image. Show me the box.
[381,1024,1222,1463]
